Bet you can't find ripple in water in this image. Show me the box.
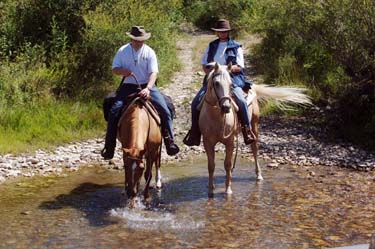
[109,198,204,231]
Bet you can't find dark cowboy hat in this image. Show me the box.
[211,19,232,32]
[126,26,151,41]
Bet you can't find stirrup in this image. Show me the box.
[166,142,180,156]
[101,147,114,160]
[242,127,255,145]
[183,130,201,146]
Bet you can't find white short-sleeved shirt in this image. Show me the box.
[201,41,244,68]
[112,43,158,85]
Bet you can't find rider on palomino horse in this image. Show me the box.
[184,19,255,147]
[101,26,180,160]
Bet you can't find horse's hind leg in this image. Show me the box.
[251,124,263,181]
[155,154,162,189]
[251,106,263,181]
[252,141,263,181]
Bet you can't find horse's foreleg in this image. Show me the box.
[251,141,263,181]
[224,143,234,194]
[204,142,216,197]
[144,160,152,202]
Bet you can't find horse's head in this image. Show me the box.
[207,63,233,113]
[123,148,145,207]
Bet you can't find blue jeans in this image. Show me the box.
[190,83,207,131]
[232,86,251,127]
[104,83,174,152]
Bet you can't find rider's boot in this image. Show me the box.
[183,110,201,146]
[101,146,115,160]
[162,130,180,156]
[183,126,201,146]
[242,125,255,145]
[101,118,117,160]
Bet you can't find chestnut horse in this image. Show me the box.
[118,97,162,208]
[199,63,312,196]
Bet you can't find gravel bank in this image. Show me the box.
[1,33,374,183]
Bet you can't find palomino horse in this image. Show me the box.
[118,97,162,208]
[199,63,312,196]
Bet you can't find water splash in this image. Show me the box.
[109,200,204,231]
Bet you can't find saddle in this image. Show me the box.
[244,89,256,106]
[118,95,161,127]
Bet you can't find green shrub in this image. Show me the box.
[249,0,375,148]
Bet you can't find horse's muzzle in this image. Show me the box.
[221,102,231,113]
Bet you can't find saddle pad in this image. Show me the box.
[246,89,256,106]
[118,97,161,127]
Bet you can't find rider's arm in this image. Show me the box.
[230,64,242,73]
[146,72,158,89]
[112,68,132,77]
[231,46,244,73]
[139,72,157,99]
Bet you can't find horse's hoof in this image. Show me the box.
[225,188,233,195]
[130,199,136,209]
[156,181,162,189]
[257,175,264,181]
[144,196,151,206]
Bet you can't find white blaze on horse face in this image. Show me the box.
[212,66,232,112]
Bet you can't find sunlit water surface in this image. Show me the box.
[0,155,374,248]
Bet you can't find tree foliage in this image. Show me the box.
[1,0,374,149]
[0,0,182,105]
[249,0,375,148]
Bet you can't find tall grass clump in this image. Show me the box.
[0,101,104,154]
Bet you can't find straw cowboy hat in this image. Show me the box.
[211,19,232,32]
[126,26,151,41]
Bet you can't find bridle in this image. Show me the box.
[205,72,232,108]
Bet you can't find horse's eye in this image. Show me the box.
[214,81,220,87]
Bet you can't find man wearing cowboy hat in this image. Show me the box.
[101,26,180,159]
[183,19,255,146]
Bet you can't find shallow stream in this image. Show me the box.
[0,155,374,248]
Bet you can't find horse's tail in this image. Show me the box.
[252,84,312,109]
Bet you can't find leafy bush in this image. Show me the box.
[0,0,183,101]
[249,0,375,148]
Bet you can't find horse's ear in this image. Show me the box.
[214,62,219,72]
[227,62,232,72]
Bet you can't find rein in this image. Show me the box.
[206,72,237,139]
[125,99,153,186]
[206,69,240,170]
